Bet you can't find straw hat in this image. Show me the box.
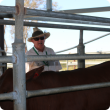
[28,27,50,42]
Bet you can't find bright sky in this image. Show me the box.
[0,0,110,54]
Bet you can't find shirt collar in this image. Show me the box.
[34,46,46,52]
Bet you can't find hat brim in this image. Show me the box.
[28,32,50,42]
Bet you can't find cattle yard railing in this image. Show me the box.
[0,48,3,76]
[0,0,110,110]
[0,82,110,100]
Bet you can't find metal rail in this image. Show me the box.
[0,19,110,32]
[1,82,110,100]
[24,16,110,26]
[26,54,110,62]
[0,6,15,14]
[0,56,16,63]
[1,54,110,63]
[0,14,110,26]
[0,92,15,100]
[60,6,110,13]
[0,5,110,23]
[27,82,110,98]
[26,8,110,23]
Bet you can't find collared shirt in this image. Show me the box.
[25,46,62,73]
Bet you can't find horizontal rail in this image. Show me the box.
[27,82,110,98]
[1,82,110,100]
[60,6,110,13]
[0,56,16,63]
[0,13,13,18]
[0,6,15,14]
[0,20,110,32]
[26,54,110,62]
[0,54,110,63]
[24,22,110,32]
[0,13,110,26]
[0,6,110,23]
[0,92,15,100]
[24,16,110,26]
[26,8,110,23]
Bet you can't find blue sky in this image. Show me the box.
[0,0,110,54]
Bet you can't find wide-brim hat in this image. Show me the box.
[28,27,50,42]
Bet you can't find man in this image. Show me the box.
[25,27,62,73]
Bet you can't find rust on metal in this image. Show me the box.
[15,4,20,15]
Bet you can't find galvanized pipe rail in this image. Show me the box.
[0,19,110,32]
[0,6,15,14]
[0,5,110,23]
[1,82,110,100]
[24,16,110,26]
[27,82,110,98]
[26,8,110,23]
[0,56,16,63]
[0,54,110,63]
[0,92,15,100]
[1,14,110,26]
[0,13,13,18]
[26,54,110,62]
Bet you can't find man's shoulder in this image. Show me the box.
[45,46,55,54]
[26,48,35,55]
[45,46,54,51]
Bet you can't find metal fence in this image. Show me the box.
[0,0,110,110]
[0,48,3,76]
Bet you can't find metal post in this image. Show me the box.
[0,18,4,50]
[0,19,6,73]
[1,19,110,32]
[13,0,26,110]
[0,48,3,76]
[77,30,85,68]
[46,0,52,11]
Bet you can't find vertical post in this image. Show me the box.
[13,0,26,110]
[77,30,85,68]
[46,0,52,11]
[0,18,4,50]
[0,18,6,73]
[0,48,3,76]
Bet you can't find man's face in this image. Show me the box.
[31,36,45,50]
